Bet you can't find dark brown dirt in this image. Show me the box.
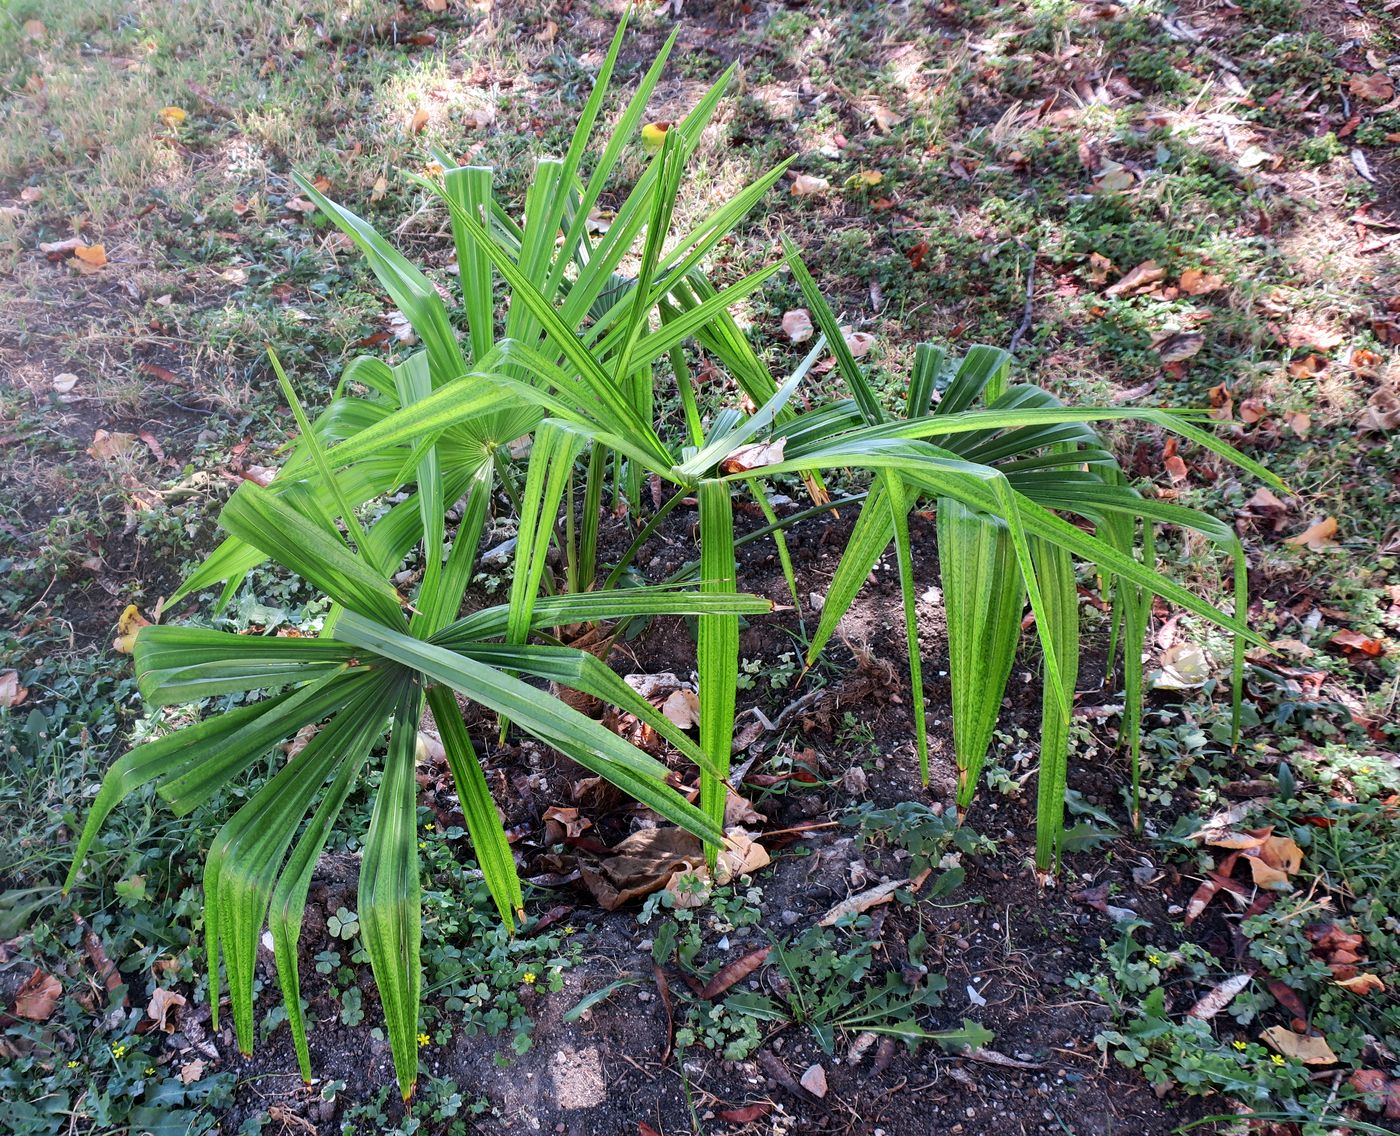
[210,506,1233,1136]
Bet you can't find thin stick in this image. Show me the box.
[1009,246,1037,354]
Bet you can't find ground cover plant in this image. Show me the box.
[1,1,1397,1134]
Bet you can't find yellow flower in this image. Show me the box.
[422,822,435,832]
[563,925,576,936]
[1232,1040,1248,1051]
[417,1033,430,1048]
[522,971,537,985]
[111,1043,127,1059]
[66,1060,79,1069]
[1271,1054,1286,1066]
[418,840,427,850]
[145,1066,156,1075]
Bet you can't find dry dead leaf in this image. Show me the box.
[158,106,187,128]
[715,831,769,886]
[88,429,137,461]
[74,244,107,268]
[1329,629,1385,659]
[1179,268,1224,295]
[1335,973,1386,995]
[113,604,152,654]
[423,0,448,11]
[370,175,389,202]
[781,308,814,344]
[1152,330,1204,364]
[1350,73,1395,103]
[661,689,700,729]
[409,107,430,135]
[1283,409,1311,438]
[1284,517,1338,552]
[1261,1026,1338,1065]
[1187,973,1251,1020]
[699,946,770,999]
[147,987,186,1032]
[179,1059,207,1085]
[720,439,787,474]
[869,104,903,133]
[13,969,61,1021]
[791,174,830,197]
[284,197,316,214]
[818,878,908,926]
[1104,260,1165,299]
[0,670,29,709]
[1087,252,1115,284]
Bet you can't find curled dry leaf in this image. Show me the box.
[791,173,830,197]
[1179,268,1224,295]
[409,107,430,135]
[1334,973,1385,995]
[113,604,152,654]
[720,439,786,474]
[699,945,770,999]
[1284,516,1338,552]
[1260,1026,1338,1065]
[843,329,876,357]
[0,670,29,709]
[818,878,908,926]
[661,689,700,729]
[88,429,137,461]
[719,1103,772,1124]
[179,1059,207,1085]
[13,968,61,1021]
[158,106,187,128]
[52,372,79,394]
[1152,330,1204,364]
[74,244,107,268]
[1104,259,1165,299]
[781,308,814,344]
[1329,629,1385,659]
[1350,73,1395,103]
[147,987,186,1032]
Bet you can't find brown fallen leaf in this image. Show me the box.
[179,1058,207,1085]
[1186,973,1251,1020]
[1153,330,1204,364]
[88,429,138,461]
[1260,1026,1337,1065]
[661,689,700,729]
[0,670,29,709]
[1349,1070,1400,1120]
[720,439,787,474]
[718,1103,772,1124]
[74,244,107,268]
[818,878,908,926]
[1086,251,1115,284]
[147,987,186,1033]
[700,946,771,999]
[409,107,430,134]
[1282,409,1311,438]
[1334,973,1385,995]
[843,329,876,357]
[1284,517,1338,552]
[1350,73,1395,103]
[1329,629,1385,659]
[1179,268,1224,295]
[13,968,61,1021]
[1104,259,1165,299]
[790,174,830,197]
[780,308,814,344]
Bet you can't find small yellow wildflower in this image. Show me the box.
[1232,1040,1248,1051]
[418,840,427,849]
[563,925,576,936]
[110,1043,127,1059]
[522,971,537,985]
[422,822,435,832]
[66,1060,79,1069]
[1147,954,1162,965]
[1271,1054,1286,1066]
[417,1033,430,1048]
[145,1066,156,1076]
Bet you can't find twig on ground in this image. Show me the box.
[1008,248,1036,354]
